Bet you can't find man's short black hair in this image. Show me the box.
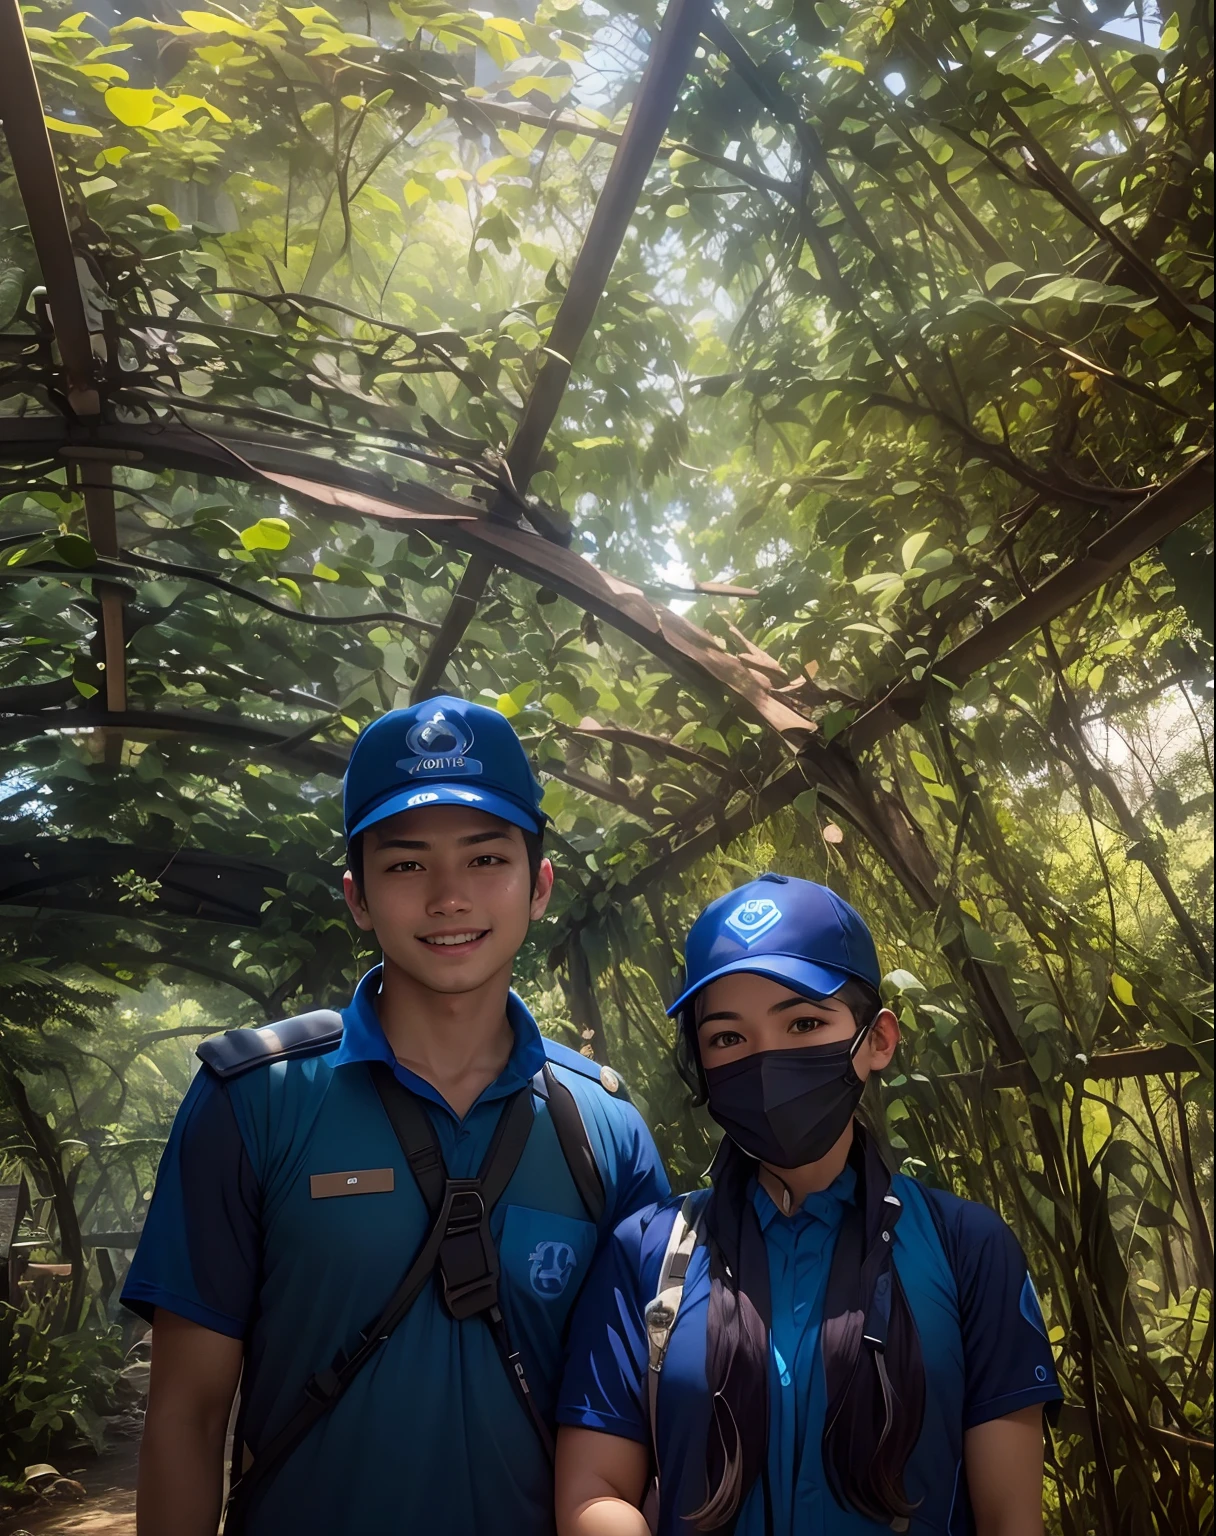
[346,822,545,895]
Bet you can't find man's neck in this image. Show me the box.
[374,954,517,1119]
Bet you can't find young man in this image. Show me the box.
[123,695,669,1536]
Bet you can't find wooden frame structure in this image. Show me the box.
[0,0,1211,968]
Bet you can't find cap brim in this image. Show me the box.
[349,783,545,839]
[666,954,853,1017]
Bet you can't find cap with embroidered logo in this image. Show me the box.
[666,873,880,1016]
[344,695,547,841]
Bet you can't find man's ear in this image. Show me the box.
[343,869,376,933]
[529,856,555,922]
[866,1007,901,1071]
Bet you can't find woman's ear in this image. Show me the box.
[865,1007,901,1071]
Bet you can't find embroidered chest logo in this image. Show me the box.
[396,709,482,778]
[724,897,782,946]
[529,1240,578,1299]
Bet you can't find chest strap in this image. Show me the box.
[642,1191,705,1523]
[224,1069,540,1535]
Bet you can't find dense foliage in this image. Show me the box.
[0,0,1212,1526]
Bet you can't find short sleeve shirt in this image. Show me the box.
[558,1167,1062,1536]
[122,968,669,1536]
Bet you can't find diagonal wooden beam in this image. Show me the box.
[0,0,100,415]
[849,451,1215,749]
[408,0,712,702]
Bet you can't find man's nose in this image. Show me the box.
[426,878,473,914]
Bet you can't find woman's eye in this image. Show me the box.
[707,1030,744,1049]
[789,1016,827,1034]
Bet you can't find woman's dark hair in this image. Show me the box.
[346,824,545,895]
[677,977,926,1530]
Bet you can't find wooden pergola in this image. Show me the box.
[0,0,1209,1067]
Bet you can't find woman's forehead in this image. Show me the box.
[696,971,842,1015]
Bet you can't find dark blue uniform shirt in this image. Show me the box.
[123,966,669,1535]
[558,1166,1062,1536]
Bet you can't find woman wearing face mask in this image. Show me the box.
[555,875,1062,1536]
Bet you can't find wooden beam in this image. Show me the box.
[0,707,349,778]
[0,0,99,415]
[409,553,494,702]
[850,452,1215,749]
[504,0,712,493]
[938,1042,1210,1091]
[408,0,713,694]
[76,459,127,719]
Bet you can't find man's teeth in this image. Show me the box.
[422,932,484,946]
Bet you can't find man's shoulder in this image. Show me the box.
[541,1037,634,1105]
[196,1009,345,1082]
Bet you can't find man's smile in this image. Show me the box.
[418,930,489,949]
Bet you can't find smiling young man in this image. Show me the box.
[123,695,669,1536]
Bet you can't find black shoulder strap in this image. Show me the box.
[197,1009,343,1080]
[537,1062,606,1226]
[224,1068,542,1534]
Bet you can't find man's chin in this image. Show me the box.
[382,947,511,995]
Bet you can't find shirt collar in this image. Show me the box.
[334,963,548,1110]
[752,1161,858,1232]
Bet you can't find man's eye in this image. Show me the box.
[470,854,505,867]
[388,860,422,873]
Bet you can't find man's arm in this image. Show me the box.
[556,1427,649,1536]
[138,1309,244,1536]
[964,1405,1046,1536]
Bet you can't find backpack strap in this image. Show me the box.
[644,1193,706,1475]
[196,1009,343,1080]
[534,1062,606,1225]
[224,1068,543,1535]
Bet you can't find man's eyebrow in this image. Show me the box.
[375,837,429,850]
[457,830,513,847]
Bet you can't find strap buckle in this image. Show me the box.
[437,1179,499,1320]
[304,1365,342,1404]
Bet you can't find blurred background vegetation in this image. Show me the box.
[0,0,1211,1528]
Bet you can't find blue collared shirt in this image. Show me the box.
[558,1166,1062,1536]
[123,967,669,1536]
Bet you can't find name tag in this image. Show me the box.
[309,1168,395,1200]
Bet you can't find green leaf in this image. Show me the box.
[902,532,931,569]
[1111,973,1135,1006]
[239,518,291,552]
[909,750,938,781]
[984,261,1023,288]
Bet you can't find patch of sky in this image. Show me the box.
[884,72,908,95]
[1099,1,1164,48]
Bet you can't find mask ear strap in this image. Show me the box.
[847,1009,881,1061]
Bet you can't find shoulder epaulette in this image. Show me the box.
[197,1009,345,1081]
[542,1037,632,1103]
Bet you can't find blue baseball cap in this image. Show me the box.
[343,695,547,841]
[667,873,880,1016]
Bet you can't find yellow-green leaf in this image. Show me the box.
[147,203,181,229]
[821,51,865,72]
[104,86,158,126]
[239,517,291,552]
[1111,973,1135,1006]
[312,561,340,581]
[45,114,101,136]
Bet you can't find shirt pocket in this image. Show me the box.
[498,1205,598,1373]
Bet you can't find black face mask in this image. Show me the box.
[703,1025,872,1169]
